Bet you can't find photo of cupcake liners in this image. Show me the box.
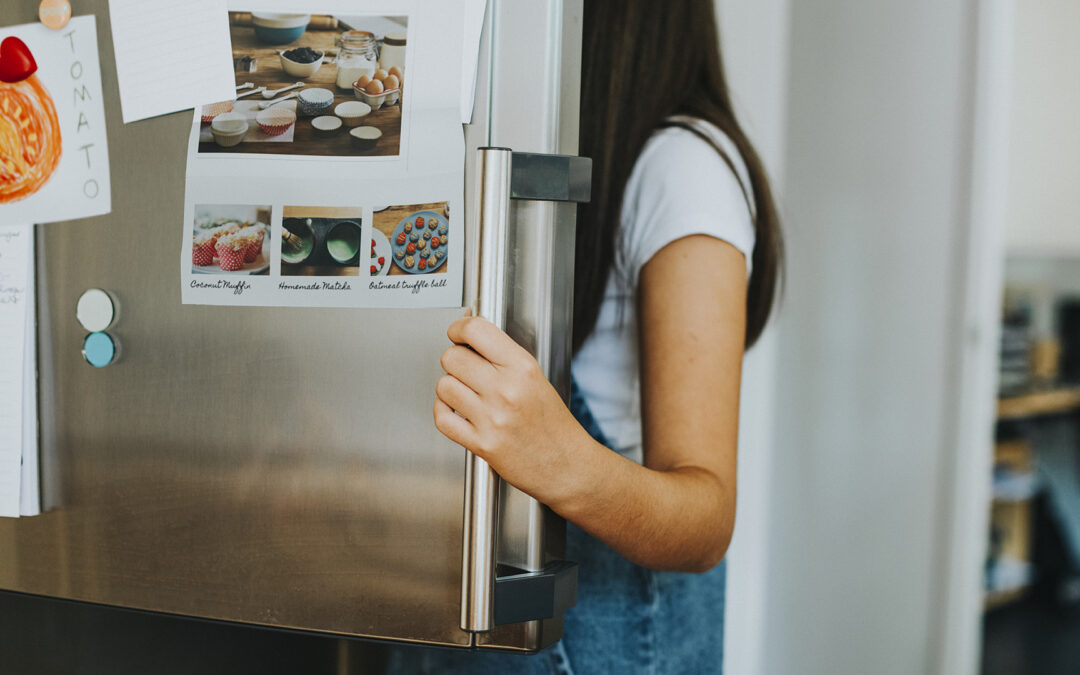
[243,240,260,263]
[192,206,272,276]
[193,243,215,266]
[201,100,235,124]
[217,245,246,271]
[193,233,216,266]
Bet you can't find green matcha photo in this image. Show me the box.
[280,206,363,277]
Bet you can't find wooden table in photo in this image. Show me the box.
[373,203,450,276]
[200,22,402,157]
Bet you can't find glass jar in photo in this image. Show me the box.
[380,32,406,75]
[334,30,378,90]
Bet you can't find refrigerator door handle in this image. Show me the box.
[461,147,514,634]
[461,148,592,634]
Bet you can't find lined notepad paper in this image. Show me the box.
[108,0,235,123]
[0,225,38,518]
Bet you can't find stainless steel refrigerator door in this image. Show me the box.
[470,0,583,652]
[0,0,582,653]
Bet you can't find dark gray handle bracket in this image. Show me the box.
[510,153,592,203]
[493,561,578,626]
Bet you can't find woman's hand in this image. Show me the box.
[433,316,593,508]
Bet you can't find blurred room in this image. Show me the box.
[2,0,1078,673]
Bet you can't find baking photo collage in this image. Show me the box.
[190,201,451,280]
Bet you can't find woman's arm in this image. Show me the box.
[433,234,746,573]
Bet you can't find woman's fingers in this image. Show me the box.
[435,374,483,421]
[441,345,496,392]
[433,398,481,451]
[447,316,526,368]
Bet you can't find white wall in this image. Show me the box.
[1003,0,1080,255]
[712,1,790,674]
[761,1,978,673]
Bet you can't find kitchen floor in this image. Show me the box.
[982,596,1080,674]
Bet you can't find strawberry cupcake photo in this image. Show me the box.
[191,204,271,275]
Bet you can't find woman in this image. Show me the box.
[388,0,782,672]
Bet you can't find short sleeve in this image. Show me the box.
[616,124,756,290]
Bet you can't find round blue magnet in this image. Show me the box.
[82,332,117,368]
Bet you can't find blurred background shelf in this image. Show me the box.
[997,388,1080,421]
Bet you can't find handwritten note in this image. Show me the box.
[108,0,235,123]
[0,225,32,517]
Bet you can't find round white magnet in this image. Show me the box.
[76,289,117,332]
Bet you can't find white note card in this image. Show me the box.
[0,225,33,518]
[460,0,487,123]
[108,0,235,123]
[20,231,38,517]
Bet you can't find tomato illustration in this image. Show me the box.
[0,38,61,204]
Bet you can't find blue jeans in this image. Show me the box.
[384,379,726,673]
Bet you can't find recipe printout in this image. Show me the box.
[180,0,469,309]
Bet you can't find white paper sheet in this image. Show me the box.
[20,228,38,516]
[460,0,487,124]
[108,0,236,124]
[181,1,467,310]
[0,225,32,518]
[0,17,111,227]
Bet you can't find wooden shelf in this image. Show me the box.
[997,388,1080,421]
[984,586,1030,611]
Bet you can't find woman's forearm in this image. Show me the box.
[543,433,734,573]
[433,313,737,574]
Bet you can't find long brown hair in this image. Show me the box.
[574,0,783,353]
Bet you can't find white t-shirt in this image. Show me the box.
[570,118,756,464]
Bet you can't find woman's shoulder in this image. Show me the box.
[617,117,756,281]
[633,118,751,197]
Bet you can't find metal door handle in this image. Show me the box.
[460,147,591,634]
[460,147,512,634]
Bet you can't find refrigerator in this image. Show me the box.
[0,0,587,664]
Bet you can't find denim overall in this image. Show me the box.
[384,379,727,674]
